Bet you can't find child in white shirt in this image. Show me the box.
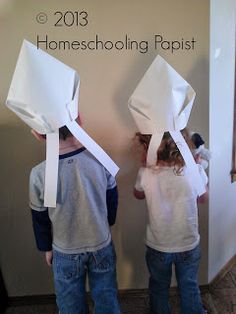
[134,129,208,314]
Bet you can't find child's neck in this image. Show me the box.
[59,136,83,155]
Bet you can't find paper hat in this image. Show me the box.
[128,55,206,196]
[6,40,119,207]
[129,55,195,134]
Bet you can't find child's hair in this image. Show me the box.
[59,126,73,140]
[135,129,194,173]
[191,132,205,149]
[40,126,73,140]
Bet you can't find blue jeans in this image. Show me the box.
[146,244,205,314]
[52,242,121,314]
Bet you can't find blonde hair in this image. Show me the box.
[135,129,194,173]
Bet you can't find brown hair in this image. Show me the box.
[135,129,194,173]
[59,126,73,140]
[38,126,73,140]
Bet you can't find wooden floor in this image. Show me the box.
[4,263,236,313]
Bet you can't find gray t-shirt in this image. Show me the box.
[30,147,116,254]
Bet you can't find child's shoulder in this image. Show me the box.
[30,160,46,177]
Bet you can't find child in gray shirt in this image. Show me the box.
[30,123,121,314]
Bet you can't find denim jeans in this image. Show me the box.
[52,242,121,314]
[146,244,205,314]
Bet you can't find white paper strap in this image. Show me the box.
[147,133,163,166]
[44,132,59,207]
[66,120,119,177]
[169,130,206,196]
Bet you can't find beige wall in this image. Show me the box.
[0,0,209,296]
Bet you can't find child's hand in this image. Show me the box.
[198,188,209,203]
[45,251,53,267]
[133,188,145,200]
[194,153,202,164]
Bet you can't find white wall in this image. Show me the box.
[209,0,236,281]
[0,0,209,296]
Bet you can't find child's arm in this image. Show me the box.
[133,167,145,200]
[30,131,53,266]
[106,170,119,226]
[31,209,53,266]
[197,186,209,203]
[30,168,53,266]
[197,164,209,204]
[106,186,118,226]
[45,251,53,267]
[31,209,52,251]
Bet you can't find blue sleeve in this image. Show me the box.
[106,186,118,226]
[31,209,52,251]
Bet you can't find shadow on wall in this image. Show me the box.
[186,56,209,135]
[187,56,209,284]
[0,123,44,213]
[114,167,148,290]
[0,123,52,296]
[111,54,157,289]
[111,166,149,289]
